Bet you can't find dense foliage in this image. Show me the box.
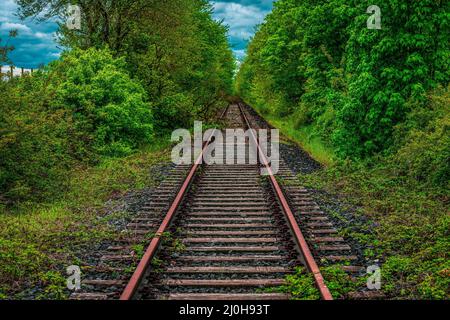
[237,0,449,299]
[50,48,154,157]
[237,0,449,159]
[19,0,235,131]
[0,48,152,202]
[0,0,234,204]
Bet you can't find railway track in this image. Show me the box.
[72,103,367,301]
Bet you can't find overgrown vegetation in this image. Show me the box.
[297,145,449,299]
[238,0,449,299]
[0,0,234,299]
[0,145,170,299]
[1,0,448,300]
[1,0,234,205]
[237,0,449,159]
[266,266,359,300]
[0,49,154,203]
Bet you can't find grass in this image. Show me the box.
[252,110,335,166]
[297,163,449,299]
[0,139,172,299]
[250,103,449,300]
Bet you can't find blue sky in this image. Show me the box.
[0,0,274,68]
[0,0,61,68]
[212,0,274,60]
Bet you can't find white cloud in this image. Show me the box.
[0,22,32,33]
[34,31,55,40]
[229,29,254,39]
[0,0,19,21]
[234,49,246,56]
[213,2,267,31]
[212,1,274,60]
[0,0,61,68]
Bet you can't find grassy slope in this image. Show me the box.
[0,141,171,299]
[251,106,449,300]
[261,113,335,166]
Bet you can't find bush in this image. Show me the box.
[50,48,154,157]
[393,86,450,189]
[152,93,193,133]
[0,48,154,203]
[293,102,312,129]
[0,79,73,203]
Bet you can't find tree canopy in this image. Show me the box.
[1,0,235,203]
[237,0,449,159]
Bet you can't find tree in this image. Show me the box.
[17,0,235,130]
[17,0,156,52]
[238,0,450,159]
[0,30,18,64]
[334,0,450,158]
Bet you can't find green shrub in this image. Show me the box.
[0,79,74,203]
[393,86,450,189]
[0,48,154,203]
[152,93,193,133]
[50,48,154,157]
[293,102,312,129]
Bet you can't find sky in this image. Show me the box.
[212,0,274,60]
[0,0,274,68]
[0,0,60,68]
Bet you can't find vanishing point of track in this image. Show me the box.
[72,103,366,301]
[123,103,331,300]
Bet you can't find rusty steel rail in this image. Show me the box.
[237,103,333,300]
[120,103,332,300]
[120,108,228,300]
